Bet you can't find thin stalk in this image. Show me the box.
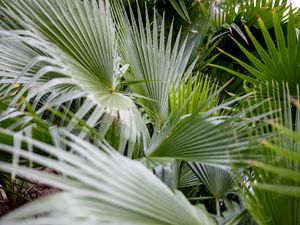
[188,196,215,200]
[216,198,221,217]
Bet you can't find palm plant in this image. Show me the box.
[0,0,265,164]
[1,0,300,224]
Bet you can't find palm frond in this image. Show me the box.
[0,0,148,156]
[117,2,197,123]
[188,163,236,199]
[211,9,300,95]
[0,129,215,225]
[178,162,201,188]
[242,83,300,225]
[168,74,220,119]
[146,90,270,166]
[214,0,290,29]
[168,0,191,23]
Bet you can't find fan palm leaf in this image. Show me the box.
[0,0,148,156]
[188,163,236,199]
[116,2,197,123]
[0,129,215,225]
[146,90,271,166]
[178,162,201,188]
[188,162,236,217]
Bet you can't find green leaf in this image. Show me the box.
[241,82,300,225]
[117,3,196,122]
[0,0,148,156]
[0,129,215,225]
[147,91,267,166]
[168,0,191,23]
[215,10,300,94]
[189,163,236,198]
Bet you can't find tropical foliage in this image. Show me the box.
[0,0,300,224]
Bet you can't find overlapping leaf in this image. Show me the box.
[0,129,215,225]
[147,91,269,166]
[117,3,197,122]
[242,83,300,225]
[0,0,147,156]
[189,163,236,199]
[212,9,300,94]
